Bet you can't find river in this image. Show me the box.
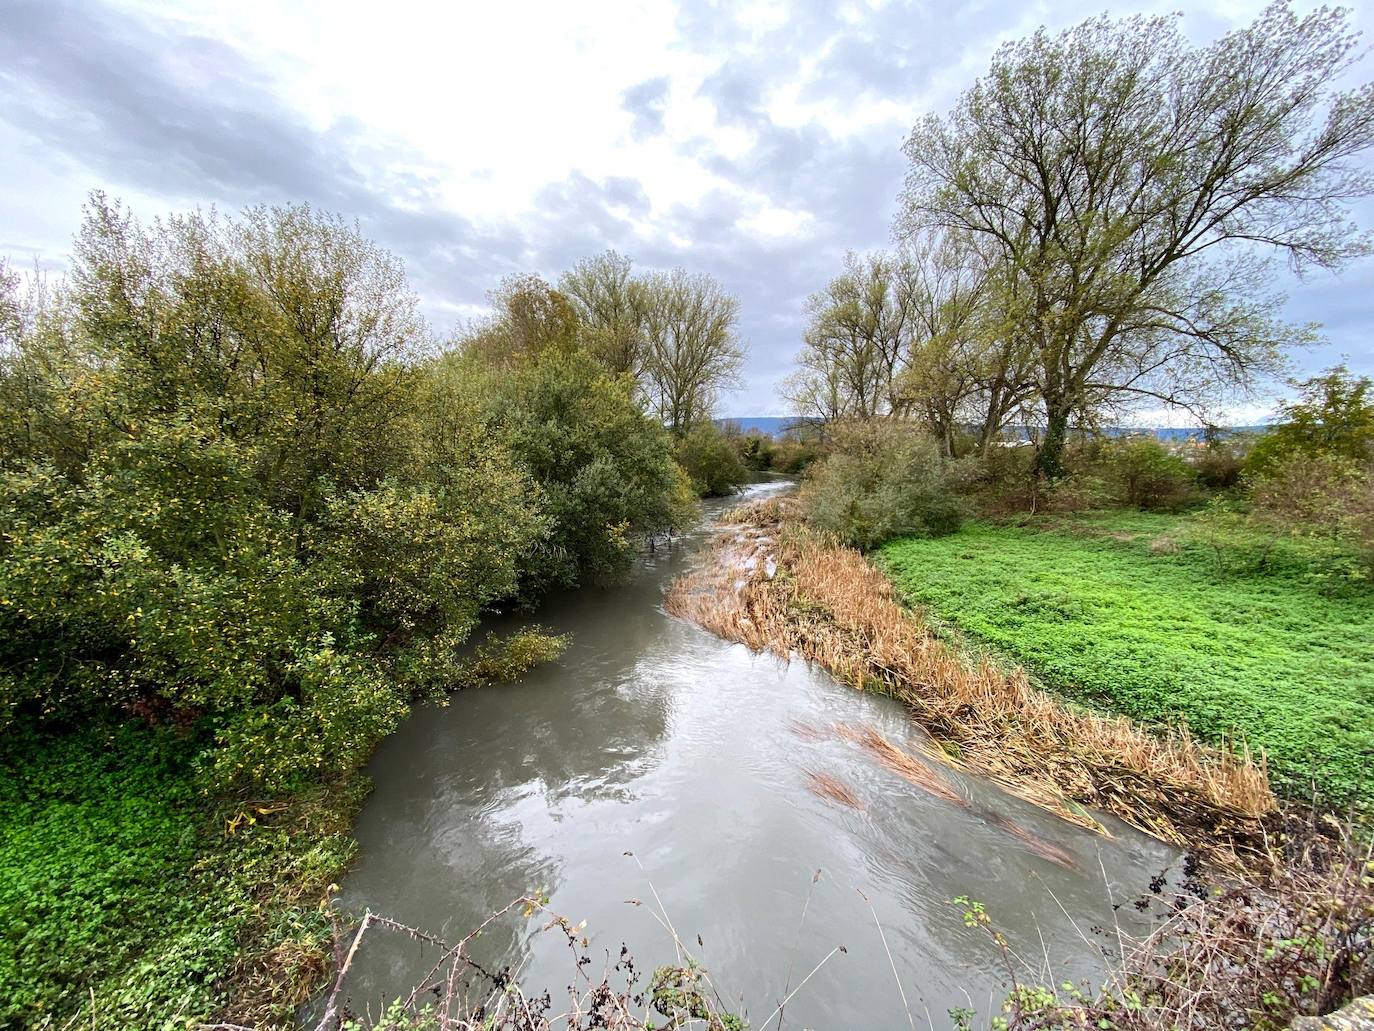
[327,479,1178,1028]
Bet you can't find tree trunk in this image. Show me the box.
[1036,402,1071,480]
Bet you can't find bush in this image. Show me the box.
[1097,436,1197,510]
[801,422,962,550]
[497,349,697,590]
[1192,441,1247,490]
[676,422,749,496]
[1248,452,1374,582]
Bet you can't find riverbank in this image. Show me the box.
[666,496,1276,869]
[664,496,1374,1026]
[0,629,568,1029]
[0,720,367,1029]
[878,510,1374,810]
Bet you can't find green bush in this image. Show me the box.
[1096,436,1197,510]
[1244,366,1374,477]
[495,349,697,590]
[676,423,749,496]
[1191,436,1250,490]
[802,422,962,550]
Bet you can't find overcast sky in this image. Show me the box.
[2,0,1371,419]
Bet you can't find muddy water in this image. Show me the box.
[330,480,1178,1028]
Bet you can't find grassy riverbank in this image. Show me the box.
[0,721,362,1029]
[878,511,1374,808]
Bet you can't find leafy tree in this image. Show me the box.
[494,348,696,589]
[900,4,1374,478]
[558,250,646,378]
[675,422,748,497]
[1246,365,1374,475]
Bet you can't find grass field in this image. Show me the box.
[878,512,1374,808]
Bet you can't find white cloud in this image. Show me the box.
[2,0,1371,416]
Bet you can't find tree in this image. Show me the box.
[639,268,744,436]
[558,250,646,378]
[797,251,916,421]
[466,272,581,369]
[900,3,1374,478]
[1245,365,1374,475]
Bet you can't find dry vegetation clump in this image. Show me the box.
[665,498,1276,868]
[834,723,967,808]
[303,894,746,1031]
[967,820,1374,1030]
[804,770,866,810]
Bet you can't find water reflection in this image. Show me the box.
[328,480,1179,1028]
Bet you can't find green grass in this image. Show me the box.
[878,512,1374,807]
[0,722,359,1029]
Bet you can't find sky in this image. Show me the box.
[1,0,1371,421]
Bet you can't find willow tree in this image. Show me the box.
[900,3,1374,478]
[797,251,917,421]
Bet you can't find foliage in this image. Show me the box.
[1095,436,1198,510]
[1246,366,1374,476]
[0,197,697,1025]
[0,720,360,1029]
[493,349,698,590]
[801,422,963,550]
[728,427,818,474]
[450,628,570,691]
[1191,435,1251,490]
[880,512,1374,806]
[1246,453,1374,582]
[675,422,748,497]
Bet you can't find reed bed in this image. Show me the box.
[667,498,1277,868]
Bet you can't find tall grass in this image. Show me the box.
[666,498,1275,867]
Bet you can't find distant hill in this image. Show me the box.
[716,416,802,436]
[717,417,1269,440]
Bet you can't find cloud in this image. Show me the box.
[0,0,1370,415]
[621,77,672,140]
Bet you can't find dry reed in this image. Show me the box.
[836,724,967,808]
[804,770,865,810]
[666,498,1277,869]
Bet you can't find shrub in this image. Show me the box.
[1098,436,1197,510]
[497,349,697,590]
[676,422,749,496]
[1248,452,1374,582]
[801,422,962,550]
[1192,438,1249,490]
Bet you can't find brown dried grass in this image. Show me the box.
[836,723,967,808]
[666,498,1277,869]
[804,770,865,810]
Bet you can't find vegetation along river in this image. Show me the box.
[328,480,1179,1028]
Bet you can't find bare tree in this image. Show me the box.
[900,3,1374,477]
[638,269,744,436]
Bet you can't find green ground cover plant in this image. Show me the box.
[0,721,360,1029]
[878,511,1374,807]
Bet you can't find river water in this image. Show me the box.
[329,480,1178,1028]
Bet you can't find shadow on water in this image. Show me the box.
[321,478,1180,1028]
